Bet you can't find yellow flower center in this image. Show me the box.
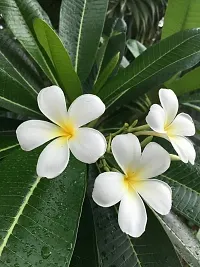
[164,123,175,137]
[123,170,140,191]
[58,120,77,140]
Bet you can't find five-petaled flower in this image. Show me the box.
[92,134,172,237]
[16,86,107,178]
[146,89,196,164]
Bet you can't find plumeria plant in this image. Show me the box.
[0,0,200,266]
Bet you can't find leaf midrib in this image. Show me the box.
[0,144,19,153]
[106,49,200,108]
[2,0,56,84]
[0,51,38,96]
[74,0,87,72]
[114,206,142,267]
[161,174,200,197]
[0,176,41,256]
[181,0,192,30]
[0,96,41,116]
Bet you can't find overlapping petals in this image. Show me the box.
[17,86,107,178]
[92,134,172,238]
[146,89,196,164]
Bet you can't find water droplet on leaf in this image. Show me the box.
[67,243,73,251]
[41,246,51,259]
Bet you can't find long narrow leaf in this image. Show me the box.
[60,0,109,82]
[0,149,86,266]
[93,52,120,93]
[34,18,82,102]
[159,149,200,227]
[169,67,200,96]
[0,30,44,96]
[158,211,200,267]
[0,136,19,159]
[0,69,42,117]
[98,28,200,109]
[0,0,57,83]
[162,0,200,39]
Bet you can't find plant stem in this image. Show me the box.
[141,136,153,147]
[134,130,162,137]
[170,154,181,161]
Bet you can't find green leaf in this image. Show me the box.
[0,69,42,117]
[159,149,200,227]
[70,197,98,267]
[88,165,181,267]
[0,30,44,97]
[162,0,200,39]
[59,0,109,82]
[0,149,86,266]
[94,36,109,82]
[0,118,22,159]
[168,67,200,96]
[94,18,126,83]
[179,91,200,116]
[158,211,200,267]
[0,118,22,133]
[101,33,126,75]
[0,0,56,83]
[127,39,146,58]
[182,102,200,112]
[0,136,19,159]
[93,52,120,94]
[121,56,130,68]
[98,29,200,109]
[33,18,82,102]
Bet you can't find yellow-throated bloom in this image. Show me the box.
[92,134,172,237]
[16,86,107,178]
[146,89,195,164]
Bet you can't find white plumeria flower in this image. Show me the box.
[16,86,107,179]
[146,89,196,164]
[92,134,172,238]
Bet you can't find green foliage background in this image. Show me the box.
[0,0,200,266]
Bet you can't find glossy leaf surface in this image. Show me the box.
[0,149,86,266]
[162,0,200,39]
[34,18,82,102]
[98,29,200,109]
[60,0,108,82]
[0,0,56,82]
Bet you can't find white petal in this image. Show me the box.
[146,104,166,133]
[69,127,107,163]
[16,120,61,151]
[168,113,195,136]
[111,134,141,174]
[37,86,68,127]
[159,89,178,126]
[68,94,105,127]
[169,136,196,164]
[134,179,172,215]
[118,191,147,237]
[137,142,170,179]
[92,172,125,207]
[37,137,69,179]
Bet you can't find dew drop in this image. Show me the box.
[41,246,52,259]
[67,243,73,251]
